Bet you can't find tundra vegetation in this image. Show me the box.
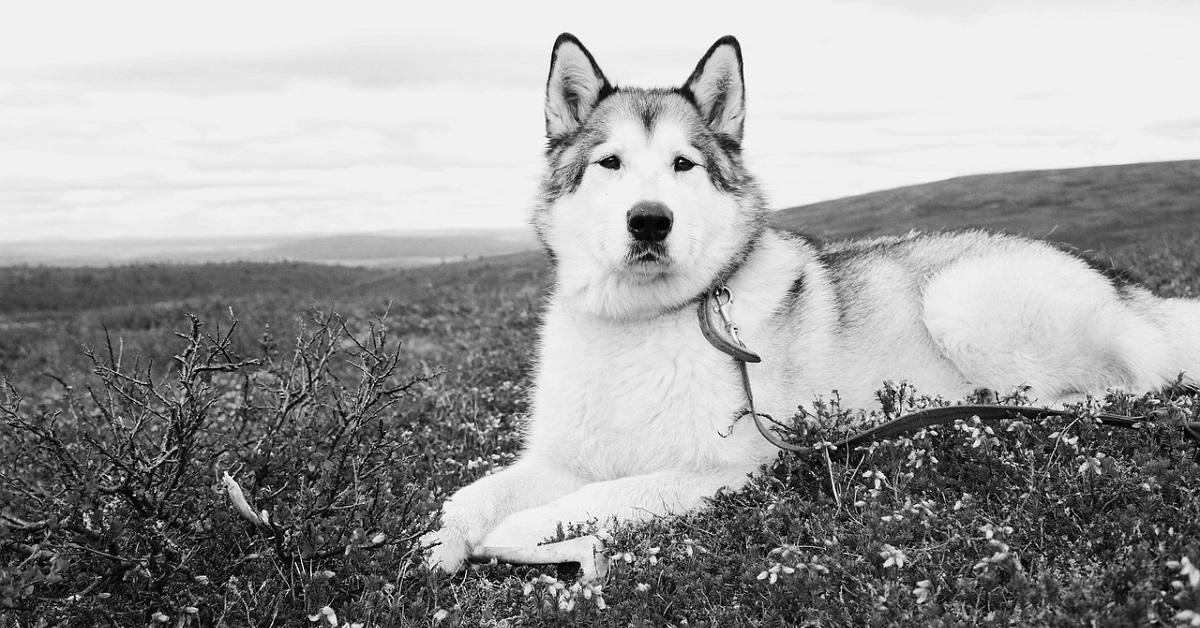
[2,227,1199,625]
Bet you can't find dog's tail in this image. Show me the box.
[1158,297,1200,391]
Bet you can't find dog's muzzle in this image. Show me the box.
[626,201,673,242]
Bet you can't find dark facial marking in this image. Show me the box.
[545,83,619,154]
[539,127,611,201]
[641,104,657,134]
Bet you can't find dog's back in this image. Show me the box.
[798,230,1200,403]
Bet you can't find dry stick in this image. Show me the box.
[470,535,610,582]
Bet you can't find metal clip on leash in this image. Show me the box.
[700,286,761,365]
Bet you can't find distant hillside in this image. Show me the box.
[0,262,387,315]
[771,160,1200,251]
[259,231,536,266]
[0,251,550,318]
[0,229,538,267]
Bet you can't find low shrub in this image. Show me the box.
[1,311,441,625]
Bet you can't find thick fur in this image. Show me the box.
[422,34,1200,572]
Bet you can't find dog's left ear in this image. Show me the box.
[683,36,745,142]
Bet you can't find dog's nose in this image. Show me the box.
[626,201,673,242]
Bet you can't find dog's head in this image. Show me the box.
[532,34,768,320]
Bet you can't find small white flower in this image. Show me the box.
[912,579,933,604]
[1078,455,1104,476]
[1180,556,1200,589]
[879,544,907,569]
[432,608,451,622]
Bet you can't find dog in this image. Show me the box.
[422,33,1200,572]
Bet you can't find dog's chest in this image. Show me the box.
[526,307,759,479]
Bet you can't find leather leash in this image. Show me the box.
[698,286,1200,452]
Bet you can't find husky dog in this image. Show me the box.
[423,33,1200,572]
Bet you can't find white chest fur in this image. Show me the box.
[525,302,771,480]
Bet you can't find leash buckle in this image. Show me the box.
[712,286,742,343]
[698,286,761,363]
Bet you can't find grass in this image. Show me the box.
[3,169,1200,625]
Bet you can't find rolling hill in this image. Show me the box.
[0,228,538,267]
[770,159,1200,251]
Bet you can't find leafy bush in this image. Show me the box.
[1,311,441,625]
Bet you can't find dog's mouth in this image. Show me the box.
[625,242,670,270]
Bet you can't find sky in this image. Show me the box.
[1,0,1198,243]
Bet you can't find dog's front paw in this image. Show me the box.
[480,507,566,548]
[421,527,472,574]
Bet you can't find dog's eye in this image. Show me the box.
[597,155,622,170]
[673,157,697,172]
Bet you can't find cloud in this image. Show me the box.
[1145,118,1200,141]
[20,39,547,96]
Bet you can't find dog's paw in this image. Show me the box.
[421,527,472,574]
[480,507,564,548]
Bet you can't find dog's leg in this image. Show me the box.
[1159,297,1200,389]
[922,253,1184,400]
[480,466,755,548]
[423,457,585,572]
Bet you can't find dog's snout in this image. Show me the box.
[626,201,673,242]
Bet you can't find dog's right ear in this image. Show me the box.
[545,33,612,141]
